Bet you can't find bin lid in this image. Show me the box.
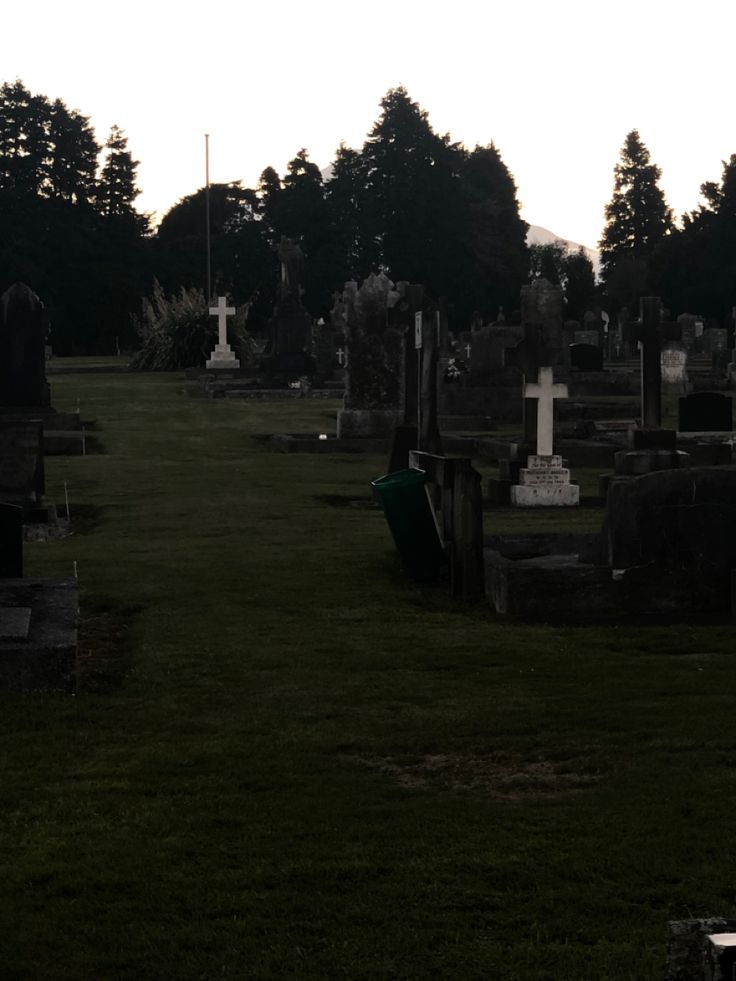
[371,468,426,489]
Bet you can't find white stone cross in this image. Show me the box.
[524,366,568,457]
[464,343,471,359]
[336,347,346,366]
[209,296,236,347]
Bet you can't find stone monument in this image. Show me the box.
[0,282,51,409]
[206,296,240,370]
[510,368,579,507]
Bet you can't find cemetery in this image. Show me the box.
[1,281,735,979]
[5,78,736,981]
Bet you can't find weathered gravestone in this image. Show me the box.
[520,279,564,364]
[0,420,44,509]
[702,327,728,355]
[678,392,733,432]
[660,341,688,393]
[569,343,603,372]
[0,282,51,409]
[268,237,314,375]
[338,274,405,438]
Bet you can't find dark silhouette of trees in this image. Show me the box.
[599,130,673,311]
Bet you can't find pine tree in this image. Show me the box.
[97,124,145,227]
[46,99,99,203]
[360,86,464,286]
[599,130,673,297]
[0,80,50,196]
[459,143,529,321]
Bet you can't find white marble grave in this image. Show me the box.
[206,296,240,369]
[511,366,579,507]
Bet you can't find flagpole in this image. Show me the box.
[205,133,211,301]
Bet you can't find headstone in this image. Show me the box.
[0,420,44,504]
[573,329,600,346]
[678,392,733,432]
[702,328,728,355]
[510,368,579,507]
[270,237,312,359]
[520,279,564,363]
[606,468,736,577]
[0,283,51,408]
[569,343,603,372]
[0,503,23,577]
[206,296,240,369]
[337,273,406,438]
[660,341,688,393]
[677,313,698,352]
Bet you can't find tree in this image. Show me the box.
[323,143,365,283]
[45,99,99,203]
[561,247,597,320]
[0,80,49,197]
[97,124,145,227]
[652,155,736,318]
[360,86,465,290]
[599,130,673,308]
[459,143,529,322]
[529,241,568,285]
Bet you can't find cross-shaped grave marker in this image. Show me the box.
[524,366,568,456]
[206,295,240,369]
[210,296,235,346]
[336,347,346,367]
[464,342,471,359]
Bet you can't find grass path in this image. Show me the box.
[0,373,734,980]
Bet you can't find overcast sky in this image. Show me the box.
[5,0,736,249]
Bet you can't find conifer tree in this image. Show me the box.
[97,124,145,227]
[599,130,672,303]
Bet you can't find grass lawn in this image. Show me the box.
[1,371,734,980]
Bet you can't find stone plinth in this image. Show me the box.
[510,454,579,507]
[206,343,240,370]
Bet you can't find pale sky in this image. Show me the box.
[5,0,736,249]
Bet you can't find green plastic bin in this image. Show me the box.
[371,469,446,581]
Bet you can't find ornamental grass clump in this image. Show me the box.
[130,280,255,370]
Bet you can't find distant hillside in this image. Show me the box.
[527,225,601,278]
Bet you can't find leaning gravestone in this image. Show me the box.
[678,392,733,432]
[0,282,51,409]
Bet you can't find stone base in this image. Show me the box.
[206,343,240,370]
[0,577,78,692]
[510,455,579,507]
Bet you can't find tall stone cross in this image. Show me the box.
[524,367,568,457]
[336,347,346,367]
[622,297,678,430]
[464,342,471,359]
[210,296,235,347]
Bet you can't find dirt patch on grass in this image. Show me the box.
[353,750,607,802]
[76,606,136,693]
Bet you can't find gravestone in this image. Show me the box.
[703,328,728,355]
[206,296,240,369]
[0,282,51,408]
[269,237,313,363]
[0,420,44,506]
[569,343,603,371]
[0,503,23,577]
[520,279,564,364]
[677,313,698,352]
[573,329,600,346]
[678,392,733,432]
[606,468,736,581]
[660,341,688,393]
[510,367,579,507]
[337,273,406,438]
